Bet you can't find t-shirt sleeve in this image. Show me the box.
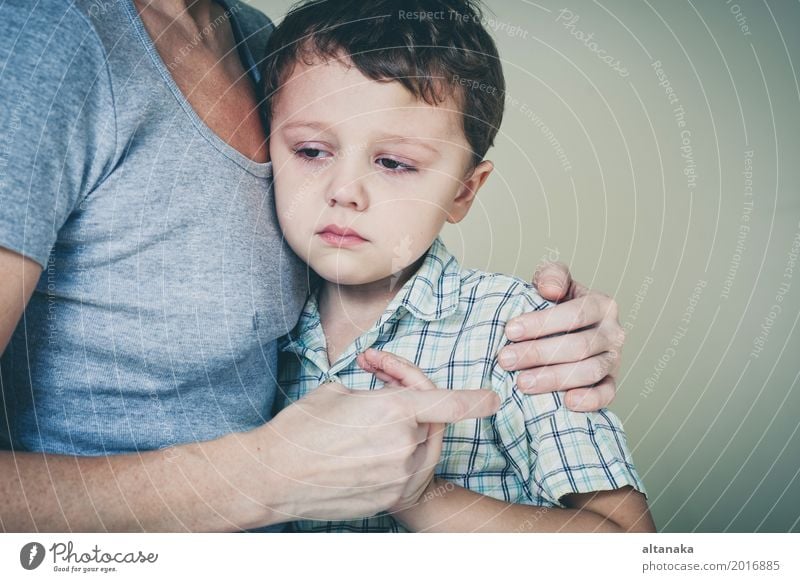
[490,287,646,507]
[0,2,116,267]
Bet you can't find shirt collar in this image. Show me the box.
[391,236,462,322]
[280,236,462,355]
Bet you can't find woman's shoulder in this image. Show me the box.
[226,0,276,59]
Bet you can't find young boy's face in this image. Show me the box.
[270,56,492,286]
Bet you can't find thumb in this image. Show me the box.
[534,261,573,302]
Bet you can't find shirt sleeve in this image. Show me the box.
[0,1,116,267]
[490,287,647,507]
[527,403,647,506]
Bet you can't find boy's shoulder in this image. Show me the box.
[402,237,553,323]
[456,265,554,317]
[421,238,553,327]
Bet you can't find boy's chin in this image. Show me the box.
[318,274,376,286]
[310,264,359,284]
[312,265,387,287]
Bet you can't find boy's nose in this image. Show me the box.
[325,177,368,211]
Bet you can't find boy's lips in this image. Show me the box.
[317,224,368,247]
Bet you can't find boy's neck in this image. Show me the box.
[316,255,425,363]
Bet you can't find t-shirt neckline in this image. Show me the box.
[124,0,272,178]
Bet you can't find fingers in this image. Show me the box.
[357,348,436,391]
[515,351,620,394]
[409,423,445,476]
[532,261,573,302]
[407,388,500,424]
[562,376,617,412]
[504,291,615,342]
[499,325,617,371]
[387,438,438,513]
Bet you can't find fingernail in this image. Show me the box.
[518,374,536,390]
[499,350,517,367]
[506,322,524,340]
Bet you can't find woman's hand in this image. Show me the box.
[498,262,626,412]
[260,351,498,522]
[356,348,448,513]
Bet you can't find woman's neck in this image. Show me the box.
[135,1,216,24]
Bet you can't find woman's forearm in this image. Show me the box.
[0,430,286,532]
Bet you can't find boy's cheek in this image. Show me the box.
[272,190,310,254]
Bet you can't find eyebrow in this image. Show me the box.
[276,123,444,156]
[374,134,443,156]
[276,121,330,133]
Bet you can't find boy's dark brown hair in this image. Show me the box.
[262,0,506,167]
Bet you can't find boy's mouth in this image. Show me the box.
[317,224,368,248]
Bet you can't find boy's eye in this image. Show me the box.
[376,157,416,173]
[296,147,330,159]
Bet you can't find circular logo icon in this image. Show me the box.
[20,542,46,570]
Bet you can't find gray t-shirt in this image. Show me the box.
[0,0,308,455]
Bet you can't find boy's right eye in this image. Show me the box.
[294,147,331,160]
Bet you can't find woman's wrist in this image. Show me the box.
[206,424,291,530]
[392,477,449,531]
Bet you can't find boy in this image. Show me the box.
[266,0,654,532]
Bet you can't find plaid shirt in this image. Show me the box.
[277,236,645,532]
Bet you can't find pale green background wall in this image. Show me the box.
[251,0,800,532]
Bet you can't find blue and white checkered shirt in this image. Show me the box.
[277,236,645,532]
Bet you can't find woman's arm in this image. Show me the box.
[393,479,655,533]
[0,382,499,532]
[0,261,498,533]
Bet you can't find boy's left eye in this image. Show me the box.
[376,157,416,173]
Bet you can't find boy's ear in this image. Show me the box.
[447,160,494,224]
